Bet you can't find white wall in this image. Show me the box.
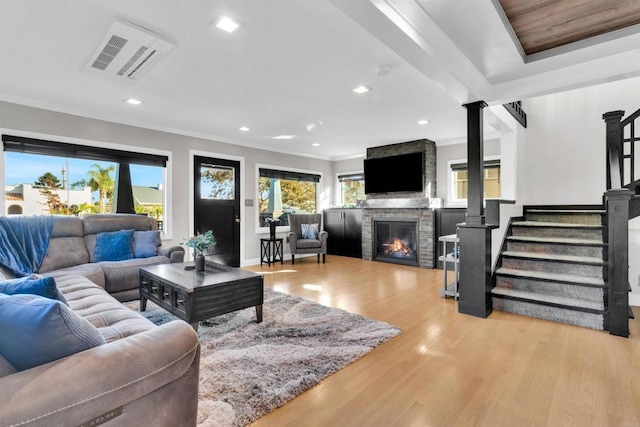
[520,76,640,205]
[0,101,334,265]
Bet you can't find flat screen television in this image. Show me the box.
[364,151,424,194]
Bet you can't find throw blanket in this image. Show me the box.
[0,215,53,277]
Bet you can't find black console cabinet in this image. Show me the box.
[324,209,362,258]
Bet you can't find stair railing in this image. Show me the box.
[602,107,640,338]
[604,108,640,191]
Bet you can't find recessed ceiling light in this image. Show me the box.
[126,98,142,105]
[311,143,320,147]
[273,135,296,140]
[417,119,429,125]
[353,85,371,94]
[215,16,240,33]
[239,126,250,132]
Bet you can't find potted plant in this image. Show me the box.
[183,230,217,272]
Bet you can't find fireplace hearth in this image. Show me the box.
[373,219,419,266]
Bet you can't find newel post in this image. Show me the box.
[605,188,633,337]
[603,111,625,190]
[458,101,497,318]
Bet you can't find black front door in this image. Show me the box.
[193,155,241,267]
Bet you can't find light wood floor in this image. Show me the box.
[244,256,640,427]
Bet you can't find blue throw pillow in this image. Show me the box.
[0,275,67,305]
[301,223,319,239]
[133,230,160,258]
[94,229,135,262]
[0,293,106,371]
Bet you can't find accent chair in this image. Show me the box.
[287,213,328,264]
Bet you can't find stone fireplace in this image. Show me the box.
[363,207,434,268]
[360,139,436,268]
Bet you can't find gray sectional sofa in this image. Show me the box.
[0,214,200,426]
[39,213,185,301]
[0,274,200,426]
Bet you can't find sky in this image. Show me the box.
[4,152,163,188]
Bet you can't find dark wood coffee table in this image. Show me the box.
[139,261,264,331]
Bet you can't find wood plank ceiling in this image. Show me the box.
[499,0,640,55]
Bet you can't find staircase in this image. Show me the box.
[492,206,607,330]
[486,107,640,335]
[603,107,640,336]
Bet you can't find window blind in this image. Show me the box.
[338,173,364,182]
[259,168,320,183]
[2,135,168,167]
[450,159,500,171]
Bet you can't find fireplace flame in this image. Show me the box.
[383,238,413,257]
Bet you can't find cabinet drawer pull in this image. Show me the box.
[177,299,184,305]
[141,280,147,286]
[151,285,158,291]
[163,292,169,298]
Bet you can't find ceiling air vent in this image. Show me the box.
[84,19,174,83]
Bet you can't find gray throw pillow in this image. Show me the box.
[133,230,160,258]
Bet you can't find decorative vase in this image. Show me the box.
[195,253,206,272]
[269,222,277,240]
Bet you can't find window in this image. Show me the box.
[450,159,500,204]
[338,173,365,206]
[200,164,235,200]
[130,164,165,229]
[7,205,22,215]
[3,135,168,231]
[257,167,320,229]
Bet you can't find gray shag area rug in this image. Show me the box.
[125,288,401,427]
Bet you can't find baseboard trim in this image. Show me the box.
[629,293,640,307]
[242,253,315,267]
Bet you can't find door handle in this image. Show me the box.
[235,215,240,223]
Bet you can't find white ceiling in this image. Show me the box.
[1,0,639,161]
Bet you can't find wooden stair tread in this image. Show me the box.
[502,251,604,265]
[495,267,605,287]
[491,287,605,311]
[512,221,602,229]
[507,236,604,246]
